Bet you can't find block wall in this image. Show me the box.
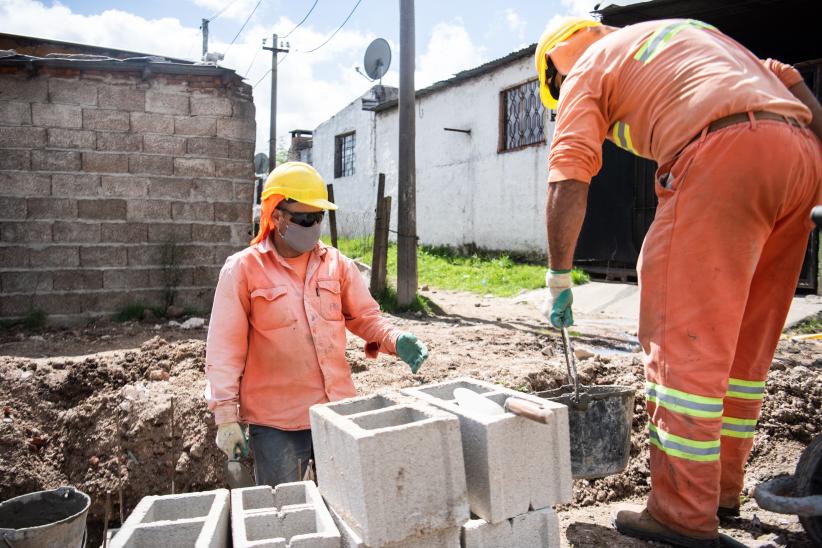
[0,67,256,322]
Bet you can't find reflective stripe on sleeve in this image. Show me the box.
[726,377,766,400]
[721,416,758,439]
[612,121,638,154]
[645,381,724,418]
[648,423,721,462]
[634,20,717,64]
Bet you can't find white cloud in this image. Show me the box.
[560,0,599,17]
[503,8,527,40]
[415,19,486,88]
[191,0,261,22]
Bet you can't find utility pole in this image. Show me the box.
[263,34,289,172]
[397,0,417,306]
[201,19,209,60]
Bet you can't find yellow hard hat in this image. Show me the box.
[260,161,337,210]
[535,17,601,109]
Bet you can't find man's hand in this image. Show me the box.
[396,333,429,374]
[215,422,248,459]
[541,269,574,328]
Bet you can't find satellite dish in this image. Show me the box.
[254,153,269,174]
[363,38,391,81]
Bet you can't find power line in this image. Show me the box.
[243,42,261,77]
[302,0,363,53]
[282,0,319,39]
[224,0,263,56]
[252,53,287,89]
[207,0,238,22]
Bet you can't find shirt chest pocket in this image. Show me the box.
[317,279,343,321]
[250,286,295,330]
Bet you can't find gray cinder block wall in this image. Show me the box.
[0,60,255,323]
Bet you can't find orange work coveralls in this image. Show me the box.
[548,19,822,537]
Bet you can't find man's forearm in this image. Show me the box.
[546,179,589,270]
[789,81,822,143]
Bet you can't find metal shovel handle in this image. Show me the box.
[560,326,581,403]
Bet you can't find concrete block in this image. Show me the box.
[328,504,459,548]
[191,96,232,117]
[52,173,100,196]
[98,86,146,111]
[230,140,256,159]
[82,152,129,173]
[32,103,82,128]
[232,101,256,121]
[144,134,186,155]
[127,200,171,222]
[53,221,101,243]
[78,199,127,220]
[0,198,27,220]
[0,126,47,148]
[0,76,47,102]
[32,150,81,172]
[402,378,572,523]
[101,175,149,198]
[27,197,77,219]
[53,269,102,290]
[216,118,255,141]
[131,112,174,134]
[0,101,33,125]
[461,507,561,548]
[149,177,192,200]
[83,108,131,131]
[234,181,255,203]
[146,91,189,115]
[48,128,96,150]
[0,150,30,170]
[173,201,214,221]
[193,180,234,202]
[48,78,98,106]
[0,246,29,267]
[175,116,216,136]
[214,202,249,223]
[310,393,468,546]
[1,270,52,293]
[110,489,229,548]
[101,222,148,243]
[231,482,340,548]
[174,157,215,177]
[0,172,50,196]
[192,223,231,243]
[1,221,52,243]
[187,136,229,158]
[97,132,142,152]
[30,245,79,268]
[148,222,191,242]
[103,268,152,290]
[215,158,253,179]
[126,245,164,266]
[81,245,127,267]
[130,154,174,176]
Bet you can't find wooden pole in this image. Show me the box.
[327,184,338,248]
[397,0,418,306]
[371,174,389,297]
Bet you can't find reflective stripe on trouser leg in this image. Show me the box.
[720,377,767,506]
[648,423,720,462]
[726,377,766,400]
[646,381,723,419]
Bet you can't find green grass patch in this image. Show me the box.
[334,237,590,298]
[788,311,822,335]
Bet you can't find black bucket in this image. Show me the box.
[538,384,635,479]
[0,486,89,548]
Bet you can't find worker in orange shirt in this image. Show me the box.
[535,16,822,547]
[205,162,429,487]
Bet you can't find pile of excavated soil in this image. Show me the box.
[1,312,820,544]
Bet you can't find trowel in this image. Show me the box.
[453,387,554,424]
[225,455,255,489]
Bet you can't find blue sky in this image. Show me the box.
[1,0,601,153]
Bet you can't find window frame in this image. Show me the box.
[334,131,356,178]
[498,77,548,154]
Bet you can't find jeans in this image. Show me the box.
[248,425,313,487]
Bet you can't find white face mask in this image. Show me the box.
[278,220,322,253]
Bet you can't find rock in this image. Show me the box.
[175,452,191,474]
[421,285,429,291]
[414,311,423,318]
[574,348,595,360]
[20,371,33,380]
[147,369,170,381]
[89,456,100,467]
[180,317,205,330]
[190,440,205,459]
[28,335,45,342]
[166,305,185,319]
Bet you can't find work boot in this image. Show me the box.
[717,505,740,519]
[613,508,720,548]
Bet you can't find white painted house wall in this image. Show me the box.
[313,52,554,254]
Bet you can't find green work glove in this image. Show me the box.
[215,422,249,459]
[396,333,429,374]
[541,269,574,328]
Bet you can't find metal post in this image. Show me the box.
[263,34,289,173]
[201,19,209,60]
[326,184,338,248]
[397,0,417,306]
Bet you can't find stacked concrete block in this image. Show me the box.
[402,378,572,524]
[328,504,459,548]
[310,393,469,547]
[110,489,229,548]
[0,64,256,323]
[231,481,340,548]
[461,507,560,548]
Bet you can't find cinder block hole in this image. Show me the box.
[273,483,308,507]
[140,494,214,522]
[352,406,429,431]
[245,507,318,542]
[241,487,275,511]
[122,521,204,547]
[419,380,491,401]
[484,392,512,408]
[329,394,398,416]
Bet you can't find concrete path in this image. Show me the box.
[523,281,822,335]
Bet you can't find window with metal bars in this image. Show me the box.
[334,132,355,178]
[500,79,547,152]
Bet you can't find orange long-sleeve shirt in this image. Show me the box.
[548,19,812,183]
[205,238,401,430]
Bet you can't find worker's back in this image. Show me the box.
[552,19,812,171]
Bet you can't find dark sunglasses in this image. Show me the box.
[545,56,563,102]
[277,205,324,227]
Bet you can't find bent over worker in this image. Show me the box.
[205,162,429,487]
[535,16,822,548]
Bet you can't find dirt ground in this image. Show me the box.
[1,288,820,547]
